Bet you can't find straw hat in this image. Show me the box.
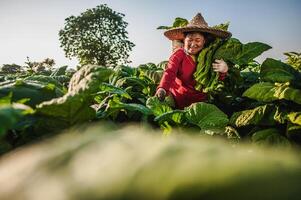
[164,13,231,41]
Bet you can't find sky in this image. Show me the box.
[0,0,300,68]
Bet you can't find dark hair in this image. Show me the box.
[183,31,214,47]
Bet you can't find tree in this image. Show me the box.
[25,57,56,73]
[1,63,22,73]
[59,4,135,67]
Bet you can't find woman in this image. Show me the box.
[156,13,231,109]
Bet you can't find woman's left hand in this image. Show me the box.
[212,59,228,73]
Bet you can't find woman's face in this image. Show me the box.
[184,32,205,55]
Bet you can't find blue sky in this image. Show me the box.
[0,0,300,67]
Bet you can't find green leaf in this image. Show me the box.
[194,38,224,92]
[0,92,12,104]
[260,58,301,88]
[24,75,64,89]
[251,128,290,146]
[230,105,280,127]
[156,26,171,30]
[97,98,152,120]
[156,17,188,30]
[235,42,272,65]
[36,93,96,127]
[185,102,229,130]
[114,65,137,77]
[243,82,301,104]
[0,103,34,138]
[110,101,152,116]
[284,51,301,71]
[115,77,149,90]
[213,39,271,66]
[154,110,185,125]
[35,65,112,127]
[50,66,68,76]
[157,61,168,70]
[287,112,301,125]
[225,126,241,140]
[139,68,163,84]
[154,110,186,134]
[68,65,113,94]
[0,80,64,107]
[212,22,230,31]
[146,96,172,116]
[172,17,188,28]
[98,83,132,99]
[213,38,243,64]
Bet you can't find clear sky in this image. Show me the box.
[0,0,300,67]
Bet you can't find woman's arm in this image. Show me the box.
[157,48,185,91]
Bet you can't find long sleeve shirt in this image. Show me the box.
[158,48,226,109]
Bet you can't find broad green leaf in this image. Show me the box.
[68,65,113,93]
[230,105,279,127]
[110,101,152,116]
[0,103,34,138]
[154,110,186,135]
[115,77,149,90]
[185,102,229,130]
[260,58,301,88]
[156,17,188,30]
[121,103,152,116]
[213,38,242,64]
[98,83,132,99]
[50,65,68,76]
[51,75,71,85]
[243,82,301,104]
[98,98,152,120]
[225,126,241,140]
[251,128,290,146]
[172,17,188,28]
[235,42,271,65]
[154,110,185,125]
[0,92,12,104]
[156,26,171,30]
[110,65,132,82]
[36,93,96,126]
[0,80,64,107]
[146,96,172,116]
[36,65,112,126]
[284,51,301,71]
[194,38,224,92]
[139,69,163,84]
[212,22,230,31]
[24,75,64,89]
[137,63,157,70]
[213,39,271,66]
[287,112,301,125]
[157,61,168,70]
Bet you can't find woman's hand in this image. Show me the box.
[212,59,228,73]
[156,88,166,101]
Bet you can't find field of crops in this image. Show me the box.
[0,35,301,199]
[1,39,301,151]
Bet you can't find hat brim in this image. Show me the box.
[164,26,232,41]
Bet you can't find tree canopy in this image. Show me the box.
[59,4,135,67]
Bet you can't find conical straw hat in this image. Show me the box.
[164,13,231,40]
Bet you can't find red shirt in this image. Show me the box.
[158,48,226,109]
